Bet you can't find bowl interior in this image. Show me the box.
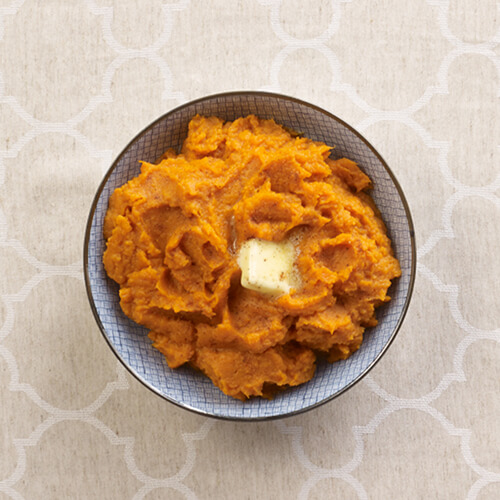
[85,92,414,420]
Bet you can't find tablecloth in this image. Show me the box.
[0,1,499,498]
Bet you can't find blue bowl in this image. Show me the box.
[84,91,416,420]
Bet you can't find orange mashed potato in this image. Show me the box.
[103,115,401,400]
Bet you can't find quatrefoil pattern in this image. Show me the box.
[0,1,498,498]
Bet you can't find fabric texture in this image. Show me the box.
[0,1,498,498]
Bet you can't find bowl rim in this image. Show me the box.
[83,90,416,421]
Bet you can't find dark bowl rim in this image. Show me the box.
[83,90,416,422]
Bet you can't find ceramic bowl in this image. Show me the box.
[84,91,416,420]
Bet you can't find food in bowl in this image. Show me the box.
[102,114,401,400]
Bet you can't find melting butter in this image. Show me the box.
[237,238,298,296]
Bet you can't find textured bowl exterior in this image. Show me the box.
[84,91,415,420]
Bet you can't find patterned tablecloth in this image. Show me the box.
[0,1,499,499]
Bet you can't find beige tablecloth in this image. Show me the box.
[1,1,499,499]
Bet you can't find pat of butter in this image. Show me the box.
[237,238,295,296]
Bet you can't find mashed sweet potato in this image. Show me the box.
[103,114,401,400]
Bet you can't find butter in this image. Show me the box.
[237,238,296,296]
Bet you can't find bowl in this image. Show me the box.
[84,91,416,420]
